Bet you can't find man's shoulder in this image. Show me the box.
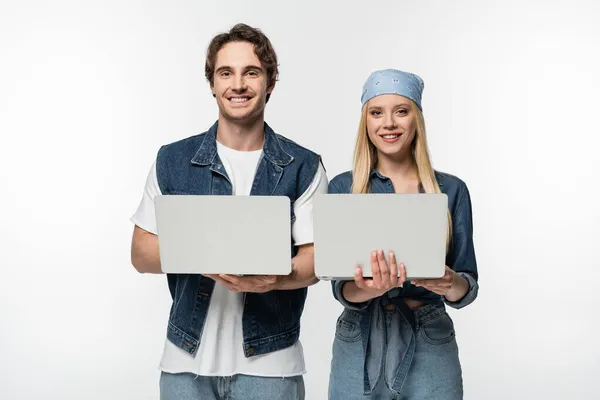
[274,132,319,159]
[158,132,207,156]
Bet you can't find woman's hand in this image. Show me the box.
[411,266,469,302]
[342,249,406,303]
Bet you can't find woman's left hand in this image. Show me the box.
[411,266,464,297]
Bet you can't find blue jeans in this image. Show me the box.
[328,302,463,399]
[160,372,305,400]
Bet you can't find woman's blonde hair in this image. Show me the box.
[351,100,453,251]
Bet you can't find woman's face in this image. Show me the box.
[366,94,417,160]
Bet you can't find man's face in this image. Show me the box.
[211,41,273,123]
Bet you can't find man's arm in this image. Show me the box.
[273,162,327,290]
[130,226,163,274]
[275,243,318,290]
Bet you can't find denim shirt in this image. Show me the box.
[328,169,479,311]
[155,120,322,358]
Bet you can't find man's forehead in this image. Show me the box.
[215,42,263,70]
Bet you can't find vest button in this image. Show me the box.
[247,347,255,356]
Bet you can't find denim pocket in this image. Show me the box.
[419,311,456,345]
[335,309,362,342]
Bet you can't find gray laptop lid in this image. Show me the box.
[313,193,448,281]
[154,195,292,275]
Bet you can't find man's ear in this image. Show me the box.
[267,76,277,94]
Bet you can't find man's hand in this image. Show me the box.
[204,274,281,293]
[203,243,317,293]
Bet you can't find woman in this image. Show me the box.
[327,69,479,400]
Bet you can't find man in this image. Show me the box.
[130,23,327,399]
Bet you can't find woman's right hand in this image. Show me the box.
[342,249,407,303]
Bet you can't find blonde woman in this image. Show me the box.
[327,69,479,400]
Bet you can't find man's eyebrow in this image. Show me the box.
[215,65,264,73]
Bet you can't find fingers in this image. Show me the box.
[398,262,406,287]
[209,275,239,291]
[219,274,240,285]
[377,250,391,286]
[354,267,368,290]
[370,251,380,285]
[388,251,398,287]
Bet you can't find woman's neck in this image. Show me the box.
[376,152,420,193]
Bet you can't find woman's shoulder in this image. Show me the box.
[434,170,469,192]
[328,170,354,193]
[434,170,473,212]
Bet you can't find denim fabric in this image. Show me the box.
[328,300,462,399]
[160,371,305,400]
[155,120,322,358]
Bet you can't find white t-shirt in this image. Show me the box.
[130,141,328,377]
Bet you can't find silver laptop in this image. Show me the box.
[313,193,448,281]
[154,195,292,275]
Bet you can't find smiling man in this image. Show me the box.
[129,23,328,400]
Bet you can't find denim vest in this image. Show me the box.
[327,169,479,394]
[155,120,322,358]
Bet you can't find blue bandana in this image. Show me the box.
[361,69,425,110]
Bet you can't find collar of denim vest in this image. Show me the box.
[369,168,443,193]
[191,120,294,167]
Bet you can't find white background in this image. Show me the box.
[1,0,599,399]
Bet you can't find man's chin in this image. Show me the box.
[221,106,264,123]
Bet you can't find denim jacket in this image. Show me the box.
[328,169,479,311]
[155,120,321,358]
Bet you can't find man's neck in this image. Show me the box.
[216,115,265,151]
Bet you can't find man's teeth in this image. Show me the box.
[382,134,400,139]
[230,97,249,102]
